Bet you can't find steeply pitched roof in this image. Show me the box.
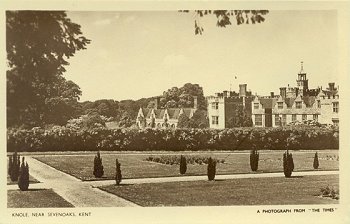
[259,98,277,109]
[302,96,316,107]
[167,108,181,119]
[284,98,295,108]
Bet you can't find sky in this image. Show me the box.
[64,10,338,102]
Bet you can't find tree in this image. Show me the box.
[180,10,269,35]
[250,149,259,172]
[283,150,294,178]
[10,151,20,182]
[115,159,122,185]
[207,157,216,181]
[93,151,104,178]
[18,157,29,191]
[177,113,191,128]
[189,110,209,128]
[7,11,90,127]
[179,155,187,175]
[313,152,319,169]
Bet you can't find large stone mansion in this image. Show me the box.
[207,62,339,128]
[137,63,339,129]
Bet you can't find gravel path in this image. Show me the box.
[90,170,339,187]
[12,157,139,207]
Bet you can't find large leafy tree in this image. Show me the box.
[6,11,90,127]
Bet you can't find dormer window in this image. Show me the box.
[277,102,283,109]
[296,102,302,109]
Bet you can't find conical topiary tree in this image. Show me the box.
[283,150,294,178]
[10,151,20,182]
[313,152,319,169]
[18,157,29,191]
[93,151,104,178]
[249,149,259,172]
[179,155,187,175]
[8,155,13,176]
[207,157,216,181]
[115,159,122,185]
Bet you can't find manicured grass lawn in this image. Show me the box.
[99,174,339,206]
[34,151,338,181]
[8,189,74,208]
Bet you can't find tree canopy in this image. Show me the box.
[6,11,90,128]
[180,10,269,34]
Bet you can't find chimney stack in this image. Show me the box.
[193,96,198,109]
[270,92,274,98]
[328,82,335,91]
[154,98,159,109]
[280,87,287,99]
[239,84,247,97]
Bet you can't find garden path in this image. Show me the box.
[90,170,339,187]
[13,157,139,207]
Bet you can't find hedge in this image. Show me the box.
[7,126,339,152]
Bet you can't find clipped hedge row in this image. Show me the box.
[7,126,339,152]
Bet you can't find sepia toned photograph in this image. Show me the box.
[2,2,349,224]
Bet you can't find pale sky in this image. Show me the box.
[65,10,338,101]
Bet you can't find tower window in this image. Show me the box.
[212,116,219,125]
[333,102,339,113]
[255,115,262,126]
[212,102,219,110]
[296,102,302,109]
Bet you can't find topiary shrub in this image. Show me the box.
[93,151,104,178]
[10,151,21,182]
[18,157,29,191]
[115,159,122,185]
[283,150,294,178]
[8,155,13,176]
[179,155,187,175]
[313,152,319,169]
[249,149,259,172]
[207,157,216,181]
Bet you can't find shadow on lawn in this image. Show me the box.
[289,176,304,179]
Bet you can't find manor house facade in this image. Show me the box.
[251,63,339,127]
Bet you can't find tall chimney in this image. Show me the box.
[239,84,247,97]
[270,92,274,98]
[193,96,198,109]
[328,82,335,91]
[280,87,287,99]
[154,98,158,109]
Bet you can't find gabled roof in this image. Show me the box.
[284,98,295,108]
[167,108,181,119]
[302,96,316,107]
[259,98,277,109]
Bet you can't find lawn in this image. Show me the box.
[7,175,40,185]
[7,189,74,208]
[99,174,339,206]
[34,151,338,181]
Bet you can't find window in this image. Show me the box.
[275,115,280,126]
[317,100,321,108]
[212,116,219,125]
[282,114,287,126]
[333,102,339,113]
[254,103,259,109]
[296,101,302,109]
[292,114,297,122]
[212,102,219,110]
[302,114,307,121]
[277,102,283,109]
[332,119,339,126]
[255,115,262,126]
[313,114,318,121]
